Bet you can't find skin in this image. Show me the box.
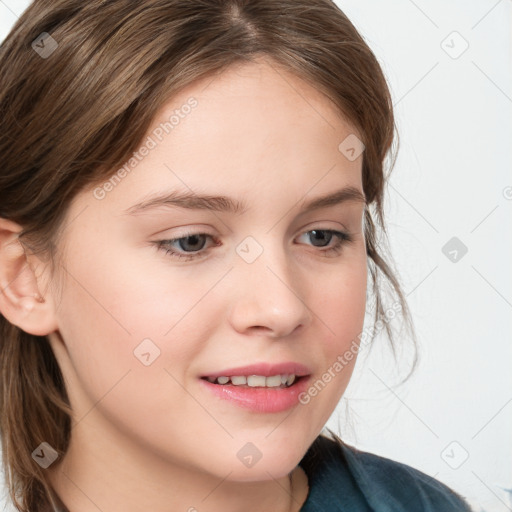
[0,56,367,512]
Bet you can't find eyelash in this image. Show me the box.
[153,229,354,262]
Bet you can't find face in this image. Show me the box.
[46,56,367,482]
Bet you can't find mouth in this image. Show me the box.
[198,362,312,413]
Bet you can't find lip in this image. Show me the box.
[200,361,311,379]
[199,361,312,413]
[199,375,311,413]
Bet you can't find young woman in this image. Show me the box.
[0,1,473,511]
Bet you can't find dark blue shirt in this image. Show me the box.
[299,435,473,511]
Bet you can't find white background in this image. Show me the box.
[0,1,511,511]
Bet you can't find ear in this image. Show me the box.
[0,218,58,336]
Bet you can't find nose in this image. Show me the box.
[227,239,313,338]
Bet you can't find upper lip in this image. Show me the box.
[201,362,311,379]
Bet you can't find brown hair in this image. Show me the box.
[0,0,418,510]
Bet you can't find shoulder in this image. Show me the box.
[301,434,473,512]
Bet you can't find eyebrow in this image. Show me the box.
[122,186,366,217]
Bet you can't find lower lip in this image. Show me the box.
[199,377,311,413]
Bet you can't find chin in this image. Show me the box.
[223,460,298,483]
[209,437,307,482]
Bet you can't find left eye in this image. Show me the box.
[154,229,353,262]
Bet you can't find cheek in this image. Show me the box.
[302,253,367,418]
[61,243,213,343]
[54,240,230,411]
[317,252,367,350]
[54,258,208,453]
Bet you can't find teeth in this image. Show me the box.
[265,375,283,387]
[206,374,297,388]
[286,375,296,386]
[247,375,266,387]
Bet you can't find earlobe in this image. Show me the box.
[0,218,58,336]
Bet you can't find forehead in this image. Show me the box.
[162,55,359,141]
[125,56,363,185]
